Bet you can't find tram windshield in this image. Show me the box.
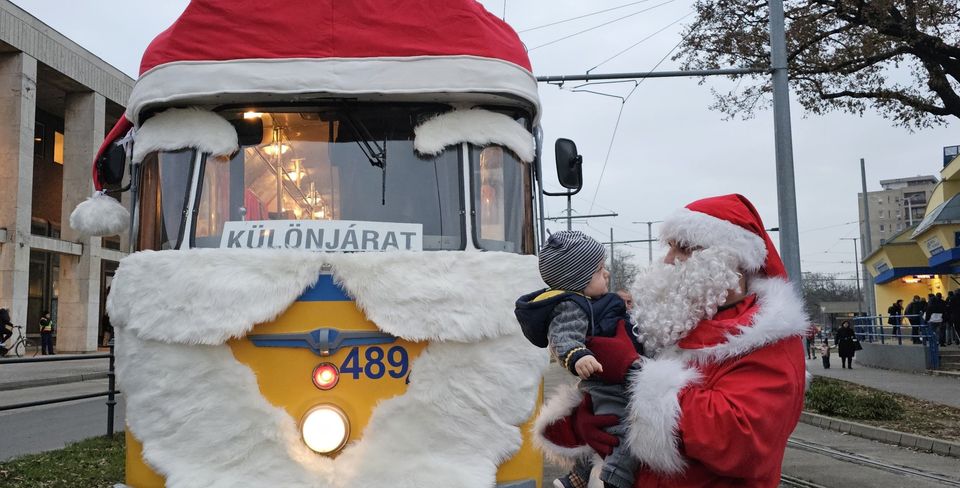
[137,105,467,251]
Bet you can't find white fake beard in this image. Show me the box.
[630,248,743,355]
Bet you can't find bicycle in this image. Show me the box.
[2,325,38,357]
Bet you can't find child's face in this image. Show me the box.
[583,261,609,298]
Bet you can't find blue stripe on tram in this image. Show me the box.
[298,274,353,302]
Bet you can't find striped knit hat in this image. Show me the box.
[538,231,606,292]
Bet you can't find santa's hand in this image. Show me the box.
[572,396,620,457]
[575,355,603,379]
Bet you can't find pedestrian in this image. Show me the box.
[905,295,923,344]
[616,289,635,312]
[836,320,858,369]
[0,308,13,357]
[515,230,643,488]
[819,338,832,369]
[39,310,55,355]
[805,327,817,359]
[947,291,960,346]
[887,299,903,345]
[535,194,807,487]
[926,293,946,347]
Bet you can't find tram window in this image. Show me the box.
[470,145,533,254]
[192,106,465,250]
[135,150,194,251]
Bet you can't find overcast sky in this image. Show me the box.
[10,0,956,278]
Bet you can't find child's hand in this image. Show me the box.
[575,355,603,379]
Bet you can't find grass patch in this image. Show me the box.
[0,433,124,488]
[805,377,960,442]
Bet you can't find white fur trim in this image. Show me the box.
[126,56,541,125]
[132,108,238,163]
[114,250,549,487]
[532,382,594,467]
[671,277,810,364]
[414,109,535,163]
[108,249,545,344]
[69,192,130,236]
[624,357,701,474]
[659,208,767,272]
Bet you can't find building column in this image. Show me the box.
[57,91,105,352]
[0,53,37,334]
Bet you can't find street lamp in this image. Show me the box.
[840,237,863,315]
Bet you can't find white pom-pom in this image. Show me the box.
[69,192,130,236]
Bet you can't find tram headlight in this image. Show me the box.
[312,363,339,390]
[300,405,350,454]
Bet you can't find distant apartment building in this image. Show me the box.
[858,175,938,253]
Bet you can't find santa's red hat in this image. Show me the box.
[659,194,787,279]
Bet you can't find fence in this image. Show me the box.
[852,315,939,369]
[0,342,119,436]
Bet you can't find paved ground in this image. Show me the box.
[0,379,124,461]
[0,353,110,391]
[806,357,960,408]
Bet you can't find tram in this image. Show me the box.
[70,1,584,487]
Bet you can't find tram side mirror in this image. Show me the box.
[97,142,126,186]
[555,138,583,191]
[231,117,265,147]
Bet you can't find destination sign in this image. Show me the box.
[219,220,423,252]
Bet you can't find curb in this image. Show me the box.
[800,411,960,459]
[0,372,108,391]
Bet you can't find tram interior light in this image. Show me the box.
[301,405,349,454]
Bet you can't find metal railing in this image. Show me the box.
[851,315,939,369]
[0,342,119,436]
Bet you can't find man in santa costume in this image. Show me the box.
[534,194,808,488]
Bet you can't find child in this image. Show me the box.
[819,338,832,369]
[515,231,643,488]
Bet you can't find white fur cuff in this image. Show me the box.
[533,382,594,467]
[625,357,700,474]
[659,208,767,272]
[133,108,238,163]
[414,109,535,162]
[69,192,130,236]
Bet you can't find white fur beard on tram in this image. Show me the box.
[630,247,744,355]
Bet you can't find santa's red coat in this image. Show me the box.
[534,277,809,488]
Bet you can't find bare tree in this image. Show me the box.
[676,0,960,128]
[608,249,642,292]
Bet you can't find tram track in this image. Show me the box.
[786,438,960,487]
[779,473,829,488]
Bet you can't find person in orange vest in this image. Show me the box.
[39,311,55,355]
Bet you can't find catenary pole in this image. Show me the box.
[768,0,802,284]
[860,158,876,316]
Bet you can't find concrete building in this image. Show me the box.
[1,0,133,352]
[859,175,938,254]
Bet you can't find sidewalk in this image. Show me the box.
[0,353,110,391]
[806,357,960,408]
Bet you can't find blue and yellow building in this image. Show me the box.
[865,147,960,310]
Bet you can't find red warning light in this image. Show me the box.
[312,363,339,390]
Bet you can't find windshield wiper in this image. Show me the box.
[340,106,387,204]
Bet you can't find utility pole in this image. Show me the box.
[632,221,662,263]
[859,158,876,317]
[768,0,802,284]
[610,228,616,290]
[841,237,862,314]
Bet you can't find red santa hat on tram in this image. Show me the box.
[68,117,134,237]
[659,193,788,279]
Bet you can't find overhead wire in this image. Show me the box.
[587,11,694,72]
[518,0,654,33]
[528,0,676,52]
[588,28,690,213]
